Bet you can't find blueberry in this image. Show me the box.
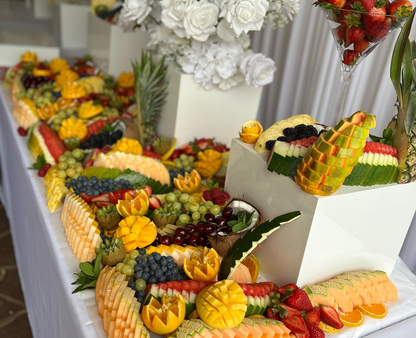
[134,265,142,272]
[155,270,163,277]
[142,272,150,281]
[167,257,174,263]
[161,266,167,272]
[151,263,158,270]
[137,297,144,304]
[160,257,167,266]
[65,182,71,188]
[136,256,144,263]
[167,263,174,269]
[148,277,157,284]
[144,267,150,272]
[91,176,97,180]
[139,248,146,255]
[149,270,155,276]
[152,253,161,261]
[169,275,177,281]
[94,190,99,196]
[165,270,171,276]
[128,281,136,289]
[159,276,167,283]
[138,290,146,297]
[135,291,140,298]
[135,271,143,279]
[171,269,178,275]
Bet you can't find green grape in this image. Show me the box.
[142,254,149,260]
[115,263,124,272]
[192,212,201,221]
[205,201,214,208]
[188,156,195,163]
[75,166,84,174]
[175,220,186,227]
[179,154,188,161]
[199,206,208,214]
[175,162,183,169]
[64,150,72,157]
[58,162,68,170]
[173,158,181,165]
[66,168,75,178]
[179,214,191,224]
[72,149,84,160]
[135,279,147,291]
[66,157,76,166]
[65,107,73,115]
[75,161,83,167]
[58,111,67,119]
[57,170,67,179]
[73,174,80,180]
[182,160,190,166]
[173,201,182,210]
[210,205,221,216]
[166,192,177,203]
[179,193,190,204]
[190,202,199,212]
[123,257,130,264]
[53,117,62,126]
[127,259,137,267]
[121,264,134,276]
[184,202,191,212]
[129,250,139,259]
[58,155,67,163]
[174,190,182,197]
[184,166,192,172]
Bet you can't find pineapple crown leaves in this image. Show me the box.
[390,8,416,134]
[370,127,394,145]
[218,211,301,280]
[72,252,102,294]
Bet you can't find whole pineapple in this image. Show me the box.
[388,9,416,183]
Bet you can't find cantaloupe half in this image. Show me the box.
[331,278,363,308]
[320,281,354,313]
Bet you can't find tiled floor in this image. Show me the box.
[0,203,33,337]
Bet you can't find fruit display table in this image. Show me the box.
[2,84,416,338]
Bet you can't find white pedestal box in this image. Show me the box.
[87,14,149,77]
[53,3,90,50]
[225,138,416,287]
[33,0,53,19]
[157,65,263,147]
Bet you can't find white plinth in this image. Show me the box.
[53,4,90,50]
[33,0,53,19]
[157,65,263,147]
[225,138,416,287]
[87,14,149,77]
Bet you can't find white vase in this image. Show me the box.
[87,14,149,77]
[157,64,263,147]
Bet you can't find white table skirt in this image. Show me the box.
[1,86,416,338]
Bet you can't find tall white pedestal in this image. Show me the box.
[157,65,263,147]
[225,138,416,287]
[87,14,149,77]
[53,3,90,50]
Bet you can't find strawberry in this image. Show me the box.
[278,304,302,319]
[142,150,162,159]
[389,0,412,17]
[169,149,182,160]
[266,308,280,320]
[91,193,110,203]
[303,307,320,326]
[358,0,376,11]
[384,0,391,11]
[333,25,346,42]
[43,163,52,171]
[363,6,386,35]
[367,17,391,41]
[320,305,344,329]
[354,39,370,52]
[149,196,162,210]
[80,192,93,204]
[211,187,222,199]
[144,185,152,197]
[96,201,115,208]
[203,190,212,201]
[346,27,365,45]
[305,322,325,338]
[342,50,360,66]
[222,191,231,199]
[281,315,310,335]
[38,168,47,177]
[276,283,299,297]
[341,1,362,26]
[292,333,310,338]
[108,192,118,204]
[326,0,347,7]
[214,197,226,206]
[18,127,27,136]
[285,289,313,311]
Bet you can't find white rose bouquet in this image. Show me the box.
[117,0,300,90]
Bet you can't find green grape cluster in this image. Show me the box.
[56,149,85,180]
[102,106,120,118]
[50,108,76,132]
[173,154,195,172]
[33,91,54,107]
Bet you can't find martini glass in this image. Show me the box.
[319,5,409,122]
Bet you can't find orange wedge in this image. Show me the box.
[339,309,364,327]
[318,322,340,333]
[242,254,259,283]
[184,247,219,281]
[358,303,388,319]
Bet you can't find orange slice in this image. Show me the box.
[358,303,388,319]
[183,247,219,281]
[339,309,364,327]
[318,322,340,333]
[242,254,259,283]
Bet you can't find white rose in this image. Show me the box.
[183,0,219,42]
[240,53,276,87]
[220,0,269,36]
[119,0,153,27]
[161,0,193,38]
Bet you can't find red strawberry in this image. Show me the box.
[108,192,118,204]
[363,6,386,35]
[96,201,115,208]
[341,1,362,27]
[359,0,376,11]
[342,50,360,66]
[266,308,280,320]
[305,322,325,338]
[346,27,365,45]
[18,127,27,136]
[326,0,347,7]
[211,187,222,199]
[38,168,47,177]
[203,190,212,201]
[142,150,162,159]
[384,0,391,11]
[333,25,346,42]
[276,284,299,297]
[292,333,310,338]
[169,149,182,160]
[303,307,320,326]
[320,305,344,329]
[214,197,226,206]
[354,39,370,52]
[144,185,152,197]
[278,304,302,319]
[389,0,413,18]
[80,192,93,204]
[281,315,309,335]
[222,191,231,199]
[149,196,162,210]
[367,17,391,41]
[91,193,110,203]
[285,289,313,311]
[43,163,52,171]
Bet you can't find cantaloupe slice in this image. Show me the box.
[232,323,250,338]
[96,266,110,305]
[261,319,286,336]
[133,317,144,338]
[331,277,363,308]
[98,267,116,317]
[110,288,135,338]
[338,274,372,305]
[124,302,141,338]
[253,321,275,338]
[241,319,263,338]
[104,273,122,330]
[106,275,127,329]
[105,280,128,332]
[359,271,384,303]
[115,289,136,338]
[304,285,338,310]
[320,281,354,313]
[123,298,137,338]
[349,272,379,304]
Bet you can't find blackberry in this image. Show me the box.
[276,136,290,142]
[306,125,318,137]
[294,124,307,132]
[283,127,296,138]
[265,140,276,150]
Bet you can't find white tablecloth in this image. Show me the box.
[1,86,416,338]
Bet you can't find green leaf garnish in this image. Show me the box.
[29,155,46,170]
[72,253,102,294]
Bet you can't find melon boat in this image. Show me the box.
[13,98,39,130]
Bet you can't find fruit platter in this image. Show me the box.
[3,16,416,337]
